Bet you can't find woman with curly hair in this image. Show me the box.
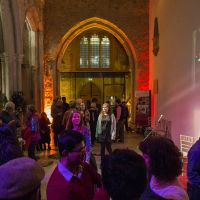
[139,135,189,200]
[66,111,91,164]
[93,149,147,200]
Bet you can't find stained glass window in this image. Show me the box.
[90,34,100,68]
[80,34,110,68]
[101,36,110,68]
[80,37,89,68]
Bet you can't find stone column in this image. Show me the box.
[51,60,57,97]
[0,53,13,99]
[43,55,55,120]
[16,54,24,91]
[31,64,39,109]
[0,54,5,94]
[38,30,44,112]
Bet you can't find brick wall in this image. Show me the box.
[44,0,149,90]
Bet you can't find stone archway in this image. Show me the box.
[44,17,138,123]
[22,6,43,110]
[56,17,137,68]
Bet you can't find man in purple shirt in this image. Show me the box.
[47,130,101,200]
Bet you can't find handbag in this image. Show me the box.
[21,127,32,141]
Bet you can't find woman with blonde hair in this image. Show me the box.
[96,103,116,165]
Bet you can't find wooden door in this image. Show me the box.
[79,82,101,102]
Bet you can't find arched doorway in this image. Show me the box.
[49,17,137,123]
[22,7,43,110]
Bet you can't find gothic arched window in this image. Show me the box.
[80,36,89,68]
[90,34,100,68]
[80,34,110,68]
[101,36,110,68]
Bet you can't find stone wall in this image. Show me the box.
[150,0,200,144]
[44,0,149,90]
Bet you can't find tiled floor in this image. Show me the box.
[36,131,143,200]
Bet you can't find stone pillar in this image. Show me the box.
[0,54,6,94]
[43,55,55,120]
[51,60,57,97]
[38,30,44,112]
[16,54,24,91]
[0,53,13,99]
[31,64,39,109]
[12,54,18,92]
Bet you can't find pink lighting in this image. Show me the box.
[194,109,200,139]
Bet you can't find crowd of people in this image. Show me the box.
[0,121,44,199]
[50,96,130,165]
[0,95,130,161]
[0,95,199,200]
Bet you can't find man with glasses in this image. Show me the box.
[47,130,101,200]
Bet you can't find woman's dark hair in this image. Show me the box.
[65,111,84,131]
[139,136,183,182]
[115,98,121,104]
[101,149,147,200]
